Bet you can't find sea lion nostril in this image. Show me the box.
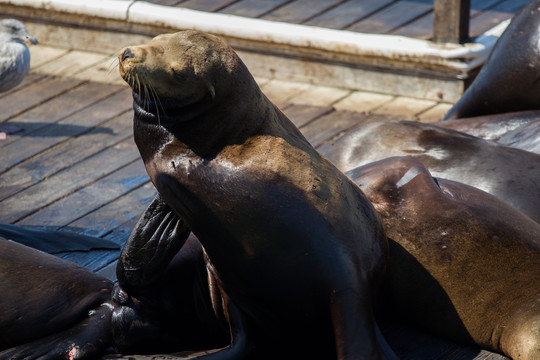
[122,48,135,62]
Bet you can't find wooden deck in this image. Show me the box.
[146,0,528,40]
[0,43,509,359]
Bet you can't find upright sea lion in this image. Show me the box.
[437,111,540,155]
[443,0,540,120]
[345,156,540,360]
[318,119,540,224]
[116,30,397,360]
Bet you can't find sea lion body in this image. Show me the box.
[117,30,395,359]
[443,0,540,120]
[437,111,540,154]
[347,156,540,360]
[319,119,540,223]
[0,236,114,359]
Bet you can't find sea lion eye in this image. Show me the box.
[172,69,186,81]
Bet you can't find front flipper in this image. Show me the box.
[117,194,191,295]
[0,302,114,360]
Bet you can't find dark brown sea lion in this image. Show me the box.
[318,119,540,224]
[116,30,397,360]
[437,110,540,155]
[443,0,540,120]
[0,225,229,359]
[0,236,115,359]
[346,156,540,360]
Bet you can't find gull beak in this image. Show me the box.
[24,34,38,46]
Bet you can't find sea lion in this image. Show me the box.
[437,111,540,155]
[318,119,540,224]
[0,225,229,359]
[345,156,540,360]
[116,30,397,360]
[0,236,115,359]
[443,0,540,120]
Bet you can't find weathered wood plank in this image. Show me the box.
[32,50,110,78]
[301,110,367,148]
[333,91,394,113]
[262,0,345,24]
[347,0,433,34]
[0,88,132,174]
[433,0,471,43]
[260,79,312,106]
[305,0,395,30]
[372,96,437,120]
[0,111,135,202]
[15,160,149,227]
[286,84,350,107]
[0,138,140,224]
[282,104,333,128]
[0,76,84,122]
[178,0,240,12]
[220,0,290,18]
[67,182,157,238]
[469,0,528,37]
[29,45,70,69]
[0,82,124,148]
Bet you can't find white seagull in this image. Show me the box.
[0,19,38,139]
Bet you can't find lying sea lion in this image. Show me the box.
[0,236,115,359]
[443,0,540,120]
[0,225,229,359]
[347,156,540,360]
[116,30,397,360]
[437,111,540,154]
[318,119,540,224]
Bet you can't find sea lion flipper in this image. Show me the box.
[116,194,191,295]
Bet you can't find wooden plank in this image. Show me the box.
[286,85,350,107]
[32,50,110,78]
[262,0,345,24]
[393,0,502,40]
[67,182,157,238]
[15,160,149,227]
[0,112,136,203]
[0,138,140,224]
[469,0,529,37]
[372,96,437,120]
[347,0,433,34]
[301,110,367,148]
[333,91,394,113]
[220,0,290,18]
[0,76,84,122]
[417,102,453,123]
[0,82,124,148]
[260,79,311,106]
[282,104,333,128]
[305,0,395,30]
[433,0,471,43]
[29,45,70,69]
[73,56,128,85]
[0,88,132,174]
[178,0,240,12]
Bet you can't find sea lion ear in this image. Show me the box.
[208,85,215,100]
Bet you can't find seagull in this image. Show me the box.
[0,19,38,140]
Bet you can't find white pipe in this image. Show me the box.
[3,0,508,71]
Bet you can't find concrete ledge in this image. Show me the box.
[0,0,509,102]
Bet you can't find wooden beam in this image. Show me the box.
[433,0,471,43]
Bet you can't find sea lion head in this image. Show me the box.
[118,30,246,124]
